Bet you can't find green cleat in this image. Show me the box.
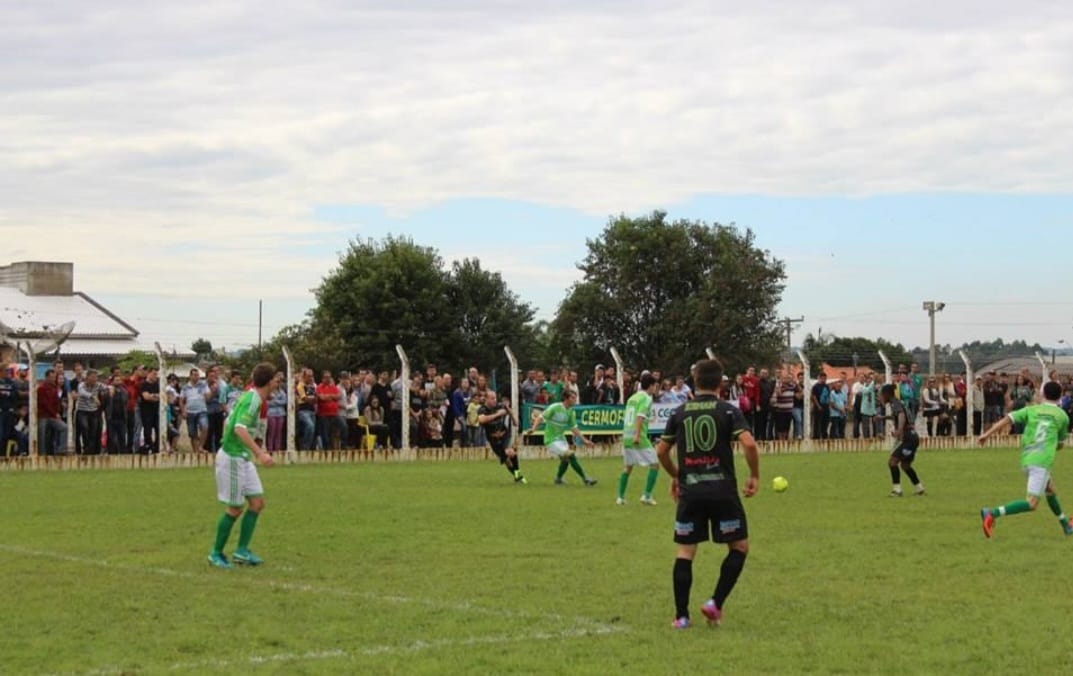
[233,549,264,566]
[207,552,232,569]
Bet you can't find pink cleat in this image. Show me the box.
[701,599,722,626]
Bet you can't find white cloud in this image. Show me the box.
[4,0,1073,345]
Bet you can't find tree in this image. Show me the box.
[801,333,914,370]
[115,349,158,374]
[552,211,786,375]
[300,236,541,376]
[190,338,213,359]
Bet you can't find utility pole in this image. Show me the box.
[780,316,804,355]
[922,301,946,375]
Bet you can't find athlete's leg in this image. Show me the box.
[712,539,749,612]
[900,459,923,493]
[673,543,697,622]
[888,454,902,494]
[618,463,634,499]
[1044,479,1072,533]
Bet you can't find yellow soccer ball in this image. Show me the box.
[772,476,789,493]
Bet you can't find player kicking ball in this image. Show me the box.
[655,360,759,629]
[207,362,277,569]
[978,380,1073,538]
[527,389,597,486]
[618,372,661,505]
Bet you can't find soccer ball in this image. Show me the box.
[772,476,789,493]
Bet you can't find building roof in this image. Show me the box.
[0,287,137,338]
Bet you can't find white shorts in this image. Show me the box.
[547,440,572,458]
[1024,465,1051,498]
[216,450,264,507]
[623,446,657,467]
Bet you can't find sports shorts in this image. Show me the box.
[1024,465,1051,498]
[623,446,657,467]
[215,449,263,507]
[674,495,748,544]
[547,439,572,458]
[891,431,920,462]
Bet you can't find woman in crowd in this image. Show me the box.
[363,394,389,449]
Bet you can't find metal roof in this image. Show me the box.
[0,287,137,338]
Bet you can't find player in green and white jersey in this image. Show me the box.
[207,363,278,568]
[526,389,597,486]
[617,373,662,506]
[978,381,1072,538]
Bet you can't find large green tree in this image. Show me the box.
[552,211,786,375]
[293,236,538,375]
[801,333,915,370]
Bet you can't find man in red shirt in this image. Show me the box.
[124,365,145,453]
[37,368,68,455]
[742,366,760,428]
[316,371,344,450]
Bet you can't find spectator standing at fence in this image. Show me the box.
[408,372,427,445]
[451,377,471,446]
[103,375,128,454]
[123,365,144,453]
[335,372,351,448]
[521,370,539,404]
[139,367,161,454]
[343,374,362,449]
[742,367,760,430]
[181,369,210,453]
[857,373,877,438]
[1010,374,1035,433]
[792,372,805,439]
[908,363,925,418]
[582,365,605,404]
[828,379,847,438]
[566,370,580,401]
[972,375,985,436]
[315,371,343,451]
[466,386,484,447]
[76,370,105,456]
[266,376,287,452]
[204,367,227,452]
[363,395,389,448]
[983,371,1003,426]
[441,373,458,449]
[599,373,621,405]
[952,374,968,436]
[36,368,67,456]
[770,371,796,440]
[295,369,317,450]
[756,369,774,441]
[921,377,943,437]
[810,372,830,439]
[0,366,18,453]
[543,369,565,404]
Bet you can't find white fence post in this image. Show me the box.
[282,346,295,452]
[154,342,168,452]
[705,347,716,360]
[504,346,520,442]
[1035,351,1048,385]
[796,349,811,443]
[396,345,410,449]
[877,349,893,437]
[609,347,625,403]
[959,349,974,437]
[25,344,37,457]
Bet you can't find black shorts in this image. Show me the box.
[674,495,748,544]
[891,431,920,462]
[773,411,792,434]
[488,436,510,463]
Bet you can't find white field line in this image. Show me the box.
[0,542,628,633]
[81,625,623,675]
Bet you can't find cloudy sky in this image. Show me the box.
[4,1,1073,355]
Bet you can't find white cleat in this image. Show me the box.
[640,495,658,506]
[615,497,626,506]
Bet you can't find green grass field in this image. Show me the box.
[4,448,1073,675]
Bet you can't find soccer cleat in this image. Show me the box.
[207,552,232,569]
[615,497,626,506]
[913,486,926,496]
[516,475,528,485]
[1063,522,1073,536]
[232,549,264,566]
[888,490,903,498]
[981,509,995,539]
[584,478,598,487]
[671,617,692,629]
[554,478,566,485]
[701,599,722,626]
[640,495,658,506]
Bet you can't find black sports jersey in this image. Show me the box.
[479,404,510,439]
[888,398,915,441]
[661,395,750,500]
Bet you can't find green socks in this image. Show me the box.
[618,472,630,499]
[993,500,1032,518]
[644,467,659,496]
[557,460,569,479]
[237,510,260,551]
[1047,493,1064,517]
[213,512,238,554]
[568,455,586,479]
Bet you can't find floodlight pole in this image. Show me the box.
[282,346,295,452]
[609,347,625,403]
[396,345,410,449]
[922,301,945,376]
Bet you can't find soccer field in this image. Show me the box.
[3,448,1073,675]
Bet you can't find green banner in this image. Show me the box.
[521,402,625,436]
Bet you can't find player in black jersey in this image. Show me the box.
[477,390,526,483]
[879,383,925,497]
[656,360,759,629]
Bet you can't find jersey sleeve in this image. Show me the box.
[233,392,260,430]
[730,405,750,438]
[1008,407,1029,427]
[661,408,680,444]
[568,407,578,429]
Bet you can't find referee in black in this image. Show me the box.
[656,360,760,629]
